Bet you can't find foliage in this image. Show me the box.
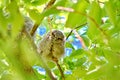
[0,0,120,80]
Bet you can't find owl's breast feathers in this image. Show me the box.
[52,42,65,59]
[38,30,65,61]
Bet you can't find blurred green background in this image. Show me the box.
[0,0,120,80]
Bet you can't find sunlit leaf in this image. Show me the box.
[0,8,7,30]
[65,42,74,49]
[69,49,84,58]
[28,9,44,24]
[65,0,88,28]
[80,35,90,47]
[71,67,87,79]
[23,0,49,6]
[87,1,102,38]
[109,38,120,52]
[7,1,24,38]
[105,0,117,26]
[0,0,120,79]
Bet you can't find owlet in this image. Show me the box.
[37,30,65,62]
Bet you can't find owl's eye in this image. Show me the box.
[52,32,55,37]
[57,38,62,40]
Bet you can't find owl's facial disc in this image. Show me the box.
[52,30,64,41]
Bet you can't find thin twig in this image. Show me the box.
[30,23,40,37]
[50,31,65,79]
[42,58,57,80]
[44,0,56,10]
[66,23,87,40]
[56,6,108,39]
[65,23,87,50]
[47,17,53,36]
[30,0,56,37]
[55,60,65,80]
[74,23,87,29]
[66,30,73,40]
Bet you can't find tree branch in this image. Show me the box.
[30,23,40,37]
[30,0,56,37]
[66,23,87,40]
[56,6,109,39]
[44,0,56,10]
[54,60,65,80]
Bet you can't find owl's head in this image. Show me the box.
[51,30,65,43]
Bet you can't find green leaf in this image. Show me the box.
[105,1,117,26]
[65,0,88,28]
[83,63,120,80]
[0,0,10,7]
[33,68,46,80]
[65,42,74,49]
[31,0,48,6]
[28,9,44,24]
[23,0,49,6]
[43,0,67,16]
[55,0,67,6]
[0,73,13,80]
[87,1,102,38]
[48,61,56,68]
[81,35,90,47]
[0,8,7,30]
[109,38,120,52]
[0,50,5,59]
[68,67,87,79]
[43,7,60,17]
[74,58,86,67]
[7,1,24,38]
[100,23,111,31]
[65,75,76,80]
[69,49,85,59]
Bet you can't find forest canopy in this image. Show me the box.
[0,0,120,80]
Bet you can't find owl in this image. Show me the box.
[37,30,65,62]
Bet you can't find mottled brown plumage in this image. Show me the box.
[38,30,65,62]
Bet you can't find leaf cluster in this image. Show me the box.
[0,0,120,80]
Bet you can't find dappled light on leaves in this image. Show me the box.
[0,0,120,80]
